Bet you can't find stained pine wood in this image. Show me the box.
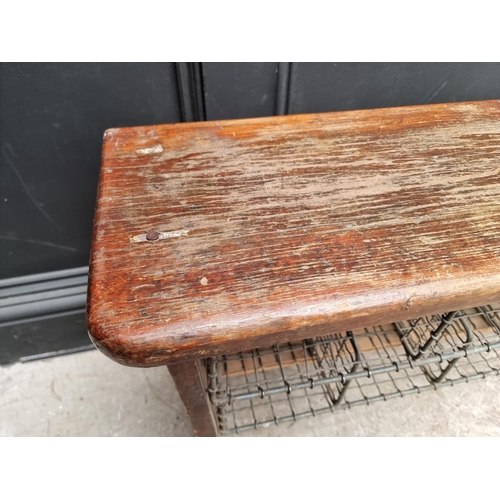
[87,100,500,367]
[167,359,219,436]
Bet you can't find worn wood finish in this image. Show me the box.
[167,359,218,436]
[87,100,500,367]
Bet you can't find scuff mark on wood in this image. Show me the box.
[136,144,164,155]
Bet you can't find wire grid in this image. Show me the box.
[205,303,500,434]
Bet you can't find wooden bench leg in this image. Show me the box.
[167,359,219,437]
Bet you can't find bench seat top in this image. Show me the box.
[87,100,500,366]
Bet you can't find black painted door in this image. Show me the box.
[2,62,500,363]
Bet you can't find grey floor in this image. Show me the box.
[2,348,500,437]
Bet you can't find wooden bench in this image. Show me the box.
[87,100,500,436]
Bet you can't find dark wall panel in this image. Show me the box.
[287,63,500,114]
[0,63,181,279]
[202,62,279,120]
[0,312,89,365]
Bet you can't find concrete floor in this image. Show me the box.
[2,349,500,437]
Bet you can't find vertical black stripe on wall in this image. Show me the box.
[176,63,206,122]
[276,62,292,116]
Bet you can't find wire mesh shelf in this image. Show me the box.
[205,303,500,434]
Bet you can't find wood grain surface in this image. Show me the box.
[87,100,500,367]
